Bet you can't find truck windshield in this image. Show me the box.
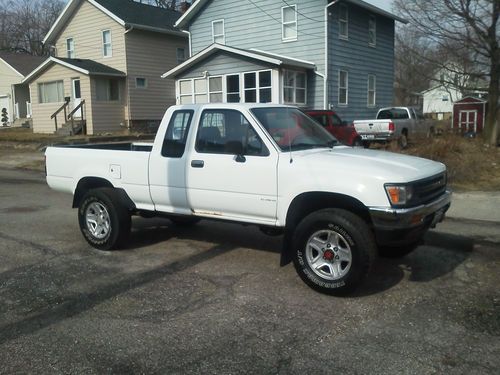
[251,107,339,151]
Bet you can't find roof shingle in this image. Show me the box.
[0,52,46,76]
[93,0,182,32]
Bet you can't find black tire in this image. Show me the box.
[378,242,420,258]
[169,216,201,226]
[78,188,131,250]
[399,133,408,149]
[292,209,377,296]
[362,141,370,149]
[352,137,363,147]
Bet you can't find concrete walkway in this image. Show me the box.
[446,191,500,223]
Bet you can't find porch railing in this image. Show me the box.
[50,98,70,132]
[67,100,86,135]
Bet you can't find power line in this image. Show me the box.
[245,0,324,39]
[281,0,325,23]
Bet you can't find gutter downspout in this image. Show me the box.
[124,26,134,130]
[182,30,192,57]
[324,0,339,110]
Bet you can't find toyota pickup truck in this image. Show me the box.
[46,104,451,296]
[353,107,435,148]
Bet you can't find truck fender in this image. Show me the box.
[72,177,135,211]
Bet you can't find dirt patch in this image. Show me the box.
[378,134,500,191]
[1,206,48,213]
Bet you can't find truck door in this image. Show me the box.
[186,108,278,225]
[149,109,194,214]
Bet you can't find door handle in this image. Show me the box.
[191,160,204,168]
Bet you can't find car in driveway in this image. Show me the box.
[305,110,362,147]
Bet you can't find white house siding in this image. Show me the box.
[125,30,187,122]
[0,60,22,122]
[187,0,325,108]
[30,64,93,134]
[423,85,460,115]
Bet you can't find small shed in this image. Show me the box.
[452,96,487,133]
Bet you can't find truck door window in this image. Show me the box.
[161,110,194,158]
[311,114,328,127]
[331,114,343,126]
[196,109,269,156]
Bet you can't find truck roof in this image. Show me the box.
[171,103,301,110]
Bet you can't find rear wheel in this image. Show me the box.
[292,209,376,296]
[352,137,363,147]
[78,188,131,250]
[399,133,408,149]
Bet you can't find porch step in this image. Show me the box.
[56,120,86,136]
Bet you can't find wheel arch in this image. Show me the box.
[72,177,135,211]
[281,191,372,266]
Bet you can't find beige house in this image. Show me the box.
[23,0,188,134]
[0,52,45,125]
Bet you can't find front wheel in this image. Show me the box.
[292,209,376,296]
[78,188,131,250]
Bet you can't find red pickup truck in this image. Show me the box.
[305,110,362,147]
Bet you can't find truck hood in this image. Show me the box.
[293,147,446,183]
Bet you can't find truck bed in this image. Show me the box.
[55,142,154,152]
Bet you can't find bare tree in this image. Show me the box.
[0,0,64,55]
[395,0,500,145]
[135,0,181,10]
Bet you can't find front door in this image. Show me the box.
[186,108,278,225]
[72,78,82,118]
[459,110,477,132]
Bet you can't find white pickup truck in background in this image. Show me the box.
[45,104,451,295]
[354,107,435,148]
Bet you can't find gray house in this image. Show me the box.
[162,0,406,121]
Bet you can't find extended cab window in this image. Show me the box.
[162,110,194,158]
[196,109,269,156]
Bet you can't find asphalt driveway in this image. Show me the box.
[0,168,499,374]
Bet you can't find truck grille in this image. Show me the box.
[412,173,447,205]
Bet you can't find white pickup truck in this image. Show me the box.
[46,104,451,295]
[354,107,434,148]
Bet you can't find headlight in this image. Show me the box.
[385,184,413,206]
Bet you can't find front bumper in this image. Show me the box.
[369,190,452,246]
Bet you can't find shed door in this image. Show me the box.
[459,110,477,132]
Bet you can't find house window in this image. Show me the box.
[282,5,298,41]
[194,78,208,103]
[226,75,240,103]
[66,38,74,58]
[209,77,223,103]
[283,70,306,105]
[136,77,147,89]
[96,78,119,101]
[368,15,376,46]
[179,80,193,104]
[244,73,257,103]
[178,70,273,105]
[102,30,112,57]
[339,70,348,106]
[339,4,348,40]
[176,48,186,64]
[244,70,272,103]
[367,74,376,107]
[38,80,64,103]
[212,20,225,44]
